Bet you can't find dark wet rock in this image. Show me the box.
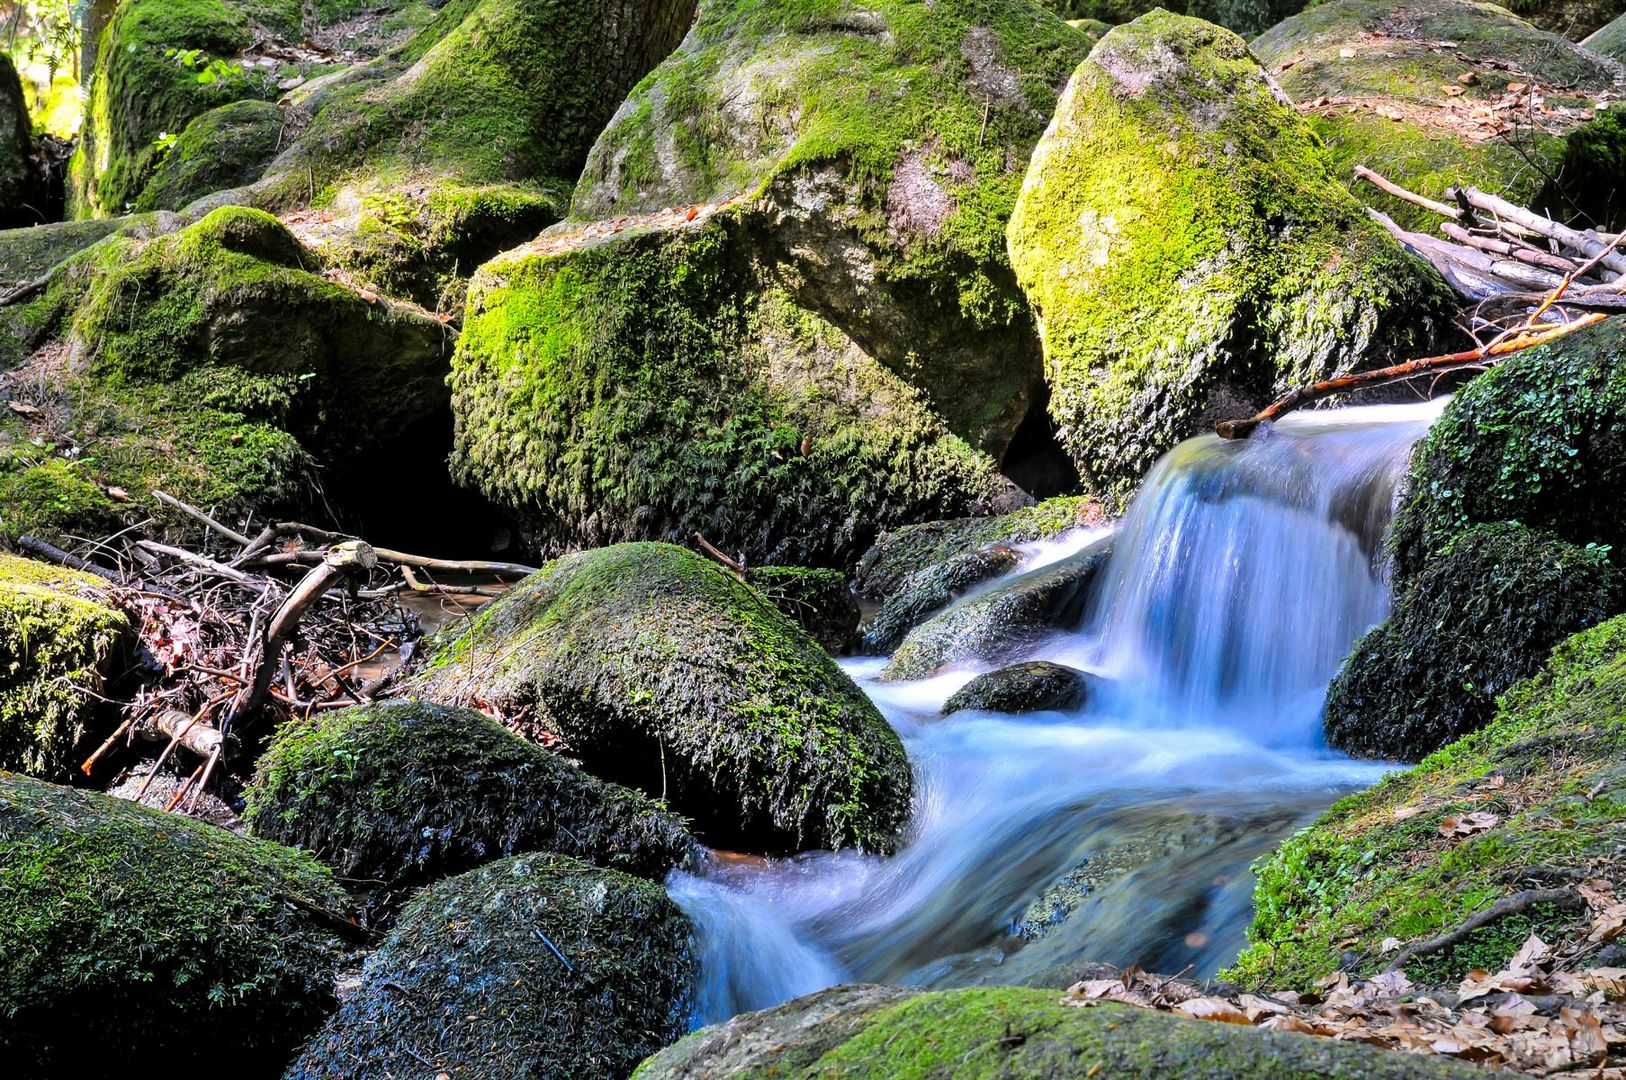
[942,660,1093,715]
[1009,11,1453,504]
[746,566,861,654]
[0,773,347,1079]
[245,700,695,909]
[289,852,694,1080]
[862,546,1020,655]
[882,536,1113,681]
[1325,523,1624,761]
[0,53,32,227]
[410,542,912,854]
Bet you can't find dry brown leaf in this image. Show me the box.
[1438,810,1499,838]
[1380,936,1402,953]
[1174,997,1252,1025]
[1391,804,1425,821]
[6,400,42,417]
[104,486,131,503]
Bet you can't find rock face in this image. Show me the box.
[862,546,1020,655]
[1324,522,1623,761]
[1389,316,1626,581]
[135,98,286,213]
[746,566,861,654]
[0,53,32,227]
[0,206,451,543]
[1253,0,1626,231]
[1237,614,1626,991]
[0,554,130,779]
[411,543,912,854]
[1008,11,1453,503]
[634,984,1487,1079]
[290,853,694,1080]
[883,536,1113,680]
[244,700,696,906]
[1590,11,1626,58]
[0,773,347,1078]
[1039,0,1310,39]
[448,0,1093,564]
[942,660,1094,715]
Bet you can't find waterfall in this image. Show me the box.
[671,400,1445,1026]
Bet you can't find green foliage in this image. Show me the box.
[0,772,347,1076]
[290,853,695,1080]
[1388,316,1626,579]
[1326,523,1624,760]
[1008,11,1453,503]
[1234,615,1626,990]
[411,542,914,854]
[245,700,695,909]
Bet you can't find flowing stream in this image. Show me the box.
[671,400,1447,1026]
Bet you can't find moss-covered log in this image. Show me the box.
[0,773,348,1078]
[290,852,694,1080]
[411,542,912,853]
[1008,11,1453,503]
[245,699,695,902]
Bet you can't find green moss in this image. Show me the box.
[0,219,121,283]
[1587,11,1626,59]
[745,566,860,654]
[0,772,348,1076]
[1233,614,1626,991]
[0,555,129,779]
[1325,522,1624,760]
[0,459,125,544]
[245,700,695,908]
[1540,104,1626,232]
[1388,316,1626,579]
[411,542,913,854]
[290,852,694,1080]
[1008,11,1453,503]
[133,98,287,212]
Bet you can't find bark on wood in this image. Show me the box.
[1384,889,1584,973]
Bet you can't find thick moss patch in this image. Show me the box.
[411,542,913,854]
[1235,614,1626,991]
[746,566,861,654]
[1388,316,1626,580]
[290,852,695,1080]
[245,699,695,905]
[1325,522,1624,761]
[1008,11,1452,503]
[0,554,130,780]
[0,772,348,1078]
[134,98,288,212]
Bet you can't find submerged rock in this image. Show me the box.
[1324,523,1623,761]
[0,773,347,1078]
[1008,11,1452,503]
[411,543,912,854]
[1254,0,1625,230]
[942,660,1094,715]
[1237,614,1626,990]
[290,853,694,1080]
[635,983,1487,1078]
[245,700,695,906]
[746,566,861,654]
[883,536,1113,681]
[1389,316,1626,580]
[0,554,130,779]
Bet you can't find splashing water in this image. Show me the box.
[671,400,1446,1025]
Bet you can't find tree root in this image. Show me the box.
[1384,888,1585,973]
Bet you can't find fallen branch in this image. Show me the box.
[1451,187,1626,280]
[151,490,252,547]
[694,532,746,575]
[1384,889,1585,973]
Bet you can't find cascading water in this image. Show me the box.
[671,400,1447,1026]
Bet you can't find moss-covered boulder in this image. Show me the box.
[290,852,694,1080]
[1516,0,1626,38]
[635,984,1487,1079]
[862,546,1020,655]
[0,772,348,1077]
[134,98,287,213]
[882,535,1112,680]
[0,219,124,283]
[245,700,696,906]
[1389,316,1626,581]
[1253,0,1625,231]
[1041,0,1311,39]
[0,53,33,228]
[746,566,861,654]
[1008,11,1452,502]
[942,659,1094,715]
[411,543,912,853]
[1325,523,1623,761]
[1,205,450,543]
[1236,614,1626,991]
[1589,10,1626,58]
[0,554,130,780]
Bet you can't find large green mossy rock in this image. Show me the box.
[0,555,130,780]
[411,543,912,853]
[0,206,450,543]
[290,853,694,1080]
[134,98,287,213]
[1042,0,1312,38]
[1008,11,1453,503]
[1236,614,1626,991]
[1590,11,1626,57]
[1516,0,1626,38]
[450,221,1015,567]
[0,219,124,283]
[635,984,1487,1079]
[1324,522,1624,761]
[0,54,32,227]
[245,700,695,905]
[0,773,348,1078]
[1253,0,1625,231]
[1389,316,1626,581]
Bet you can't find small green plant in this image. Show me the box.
[165,46,254,89]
